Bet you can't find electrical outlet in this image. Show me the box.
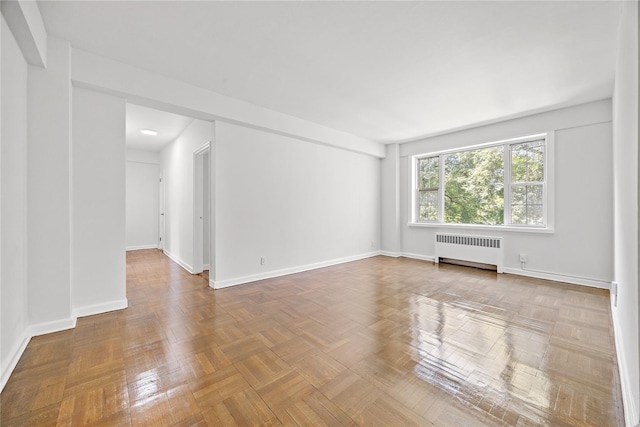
[519,253,527,262]
[260,256,267,266]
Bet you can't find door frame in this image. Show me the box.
[193,142,211,275]
[158,170,165,250]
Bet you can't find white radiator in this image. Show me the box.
[434,233,504,273]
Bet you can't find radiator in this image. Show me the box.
[434,233,504,273]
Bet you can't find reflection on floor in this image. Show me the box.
[0,249,624,426]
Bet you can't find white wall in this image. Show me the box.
[160,118,210,272]
[1,15,29,388]
[72,87,127,314]
[27,36,72,329]
[213,121,380,287]
[611,2,639,425]
[126,149,160,250]
[383,100,613,287]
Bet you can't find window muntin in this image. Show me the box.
[417,156,439,221]
[509,140,545,226]
[413,135,548,228]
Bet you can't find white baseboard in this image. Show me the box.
[380,251,401,258]
[163,249,194,274]
[379,252,609,289]
[399,252,437,262]
[126,244,158,251]
[203,264,210,270]
[611,301,640,427]
[73,299,129,318]
[1,330,31,392]
[29,317,77,337]
[211,251,381,289]
[503,267,610,289]
[0,299,129,393]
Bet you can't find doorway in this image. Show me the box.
[193,143,211,277]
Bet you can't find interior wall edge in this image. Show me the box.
[163,249,194,274]
[612,303,640,426]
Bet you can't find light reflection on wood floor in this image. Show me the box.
[0,249,624,426]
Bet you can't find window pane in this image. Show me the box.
[510,184,544,225]
[511,204,526,225]
[444,146,504,225]
[528,204,544,225]
[511,140,544,183]
[419,190,438,221]
[418,157,438,190]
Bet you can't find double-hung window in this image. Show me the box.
[412,133,552,230]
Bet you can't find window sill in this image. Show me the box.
[407,222,554,234]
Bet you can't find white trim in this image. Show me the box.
[399,252,437,262]
[1,299,129,393]
[407,222,554,234]
[378,252,610,289]
[410,132,554,230]
[1,330,31,392]
[612,301,640,427]
[503,267,610,289]
[126,244,158,251]
[380,251,401,258]
[29,317,77,337]
[73,299,128,319]
[163,249,194,274]
[211,251,380,289]
[203,264,210,270]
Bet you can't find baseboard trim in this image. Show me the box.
[163,249,194,274]
[380,251,401,258]
[611,301,640,427]
[1,330,31,392]
[399,252,437,262]
[379,252,609,289]
[126,244,158,251]
[211,251,381,289]
[1,299,129,393]
[503,267,610,289]
[29,317,77,337]
[73,299,129,318]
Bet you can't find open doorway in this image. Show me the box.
[125,103,214,282]
[193,143,212,277]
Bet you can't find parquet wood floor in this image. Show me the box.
[1,249,624,426]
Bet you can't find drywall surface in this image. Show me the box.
[1,15,29,387]
[391,100,613,286]
[72,87,127,311]
[71,49,384,158]
[27,36,72,326]
[611,2,639,425]
[380,143,401,254]
[213,121,380,285]
[160,118,210,271]
[126,149,160,250]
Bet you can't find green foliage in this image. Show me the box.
[444,146,504,225]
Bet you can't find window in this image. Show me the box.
[412,134,551,229]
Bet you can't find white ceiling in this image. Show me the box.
[39,1,622,144]
[126,103,192,152]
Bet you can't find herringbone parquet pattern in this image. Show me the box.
[1,250,624,426]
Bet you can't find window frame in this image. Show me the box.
[410,132,554,233]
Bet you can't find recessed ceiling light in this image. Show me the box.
[140,129,159,136]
